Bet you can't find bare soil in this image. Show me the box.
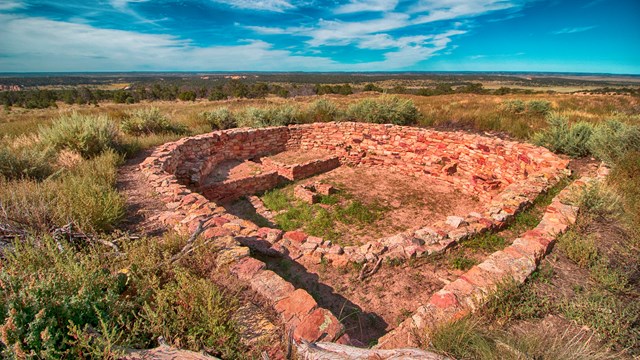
[116,149,169,237]
[266,149,334,165]
[260,253,462,346]
[206,159,264,183]
[305,166,483,244]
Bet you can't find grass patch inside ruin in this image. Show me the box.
[260,186,387,245]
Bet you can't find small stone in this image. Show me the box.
[284,231,308,243]
[314,183,337,196]
[446,216,467,228]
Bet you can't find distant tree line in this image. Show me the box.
[2,79,638,110]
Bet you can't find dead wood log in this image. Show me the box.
[295,341,452,360]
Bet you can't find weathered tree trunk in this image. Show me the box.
[295,341,452,360]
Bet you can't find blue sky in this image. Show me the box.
[0,0,638,73]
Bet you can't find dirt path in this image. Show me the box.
[116,149,169,237]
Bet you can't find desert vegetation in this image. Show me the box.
[1,80,639,358]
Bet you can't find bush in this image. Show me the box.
[500,99,526,113]
[0,234,244,359]
[236,105,305,128]
[40,112,121,158]
[0,150,125,232]
[306,99,342,122]
[532,113,594,157]
[0,237,134,358]
[588,120,640,165]
[139,270,240,357]
[201,107,237,130]
[526,100,552,114]
[121,108,188,136]
[346,96,419,125]
[609,151,640,224]
[0,142,54,180]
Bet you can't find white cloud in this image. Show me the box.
[243,25,292,34]
[334,0,398,14]
[0,0,25,11]
[0,14,339,71]
[410,0,524,24]
[552,25,597,34]
[212,0,295,12]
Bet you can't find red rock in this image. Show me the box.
[231,257,265,281]
[274,289,318,325]
[202,226,233,238]
[250,271,295,302]
[429,290,459,309]
[284,231,308,243]
[293,308,343,342]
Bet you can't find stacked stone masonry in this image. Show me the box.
[139,122,575,354]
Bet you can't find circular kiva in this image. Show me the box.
[141,122,569,267]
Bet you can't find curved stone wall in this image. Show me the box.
[139,122,570,348]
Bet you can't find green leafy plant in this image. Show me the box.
[40,112,121,158]
[201,107,238,130]
[346,96,419,125]
[121,107,188,136]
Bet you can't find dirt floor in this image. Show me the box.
[116,149,169,237]
[266,149,334,165]
[206,159,264,182]
[300,166,483,244]
[260,252,463,346]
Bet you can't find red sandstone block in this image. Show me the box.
[284,231,308,243]
[460,266,501,295]
[204,226,234,238]
[511,237,547,262]
[250,270,296,303]
[231,257,266,281]
[429,289,460,309]
[274,289,318,325]
[293,308,343,343]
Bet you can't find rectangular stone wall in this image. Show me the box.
[289,156,341,180]
[174,127,291,186]
[200,171,282,203]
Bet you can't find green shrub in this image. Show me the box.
[0,237,134,358]
[0,151,125,232]
[532,113,594,157]
[40,112,121,158]
[201,107,238,130]
[346,96,419,125]
[609,151,640,224]
[588,120,640,165]
[138,270,241,358]
[121,108,188,136]
[0,234,244,359]
[526,100,552,114]
[575,182,622,219]
[236,105,305,128]
[269,104,305,126]
[0,143,54,180]
[499,99,526,113]
[558,231,599,268]
[306,99,342,122]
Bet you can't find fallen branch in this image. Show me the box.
[359,256,383,281]
[168,219,208,265]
